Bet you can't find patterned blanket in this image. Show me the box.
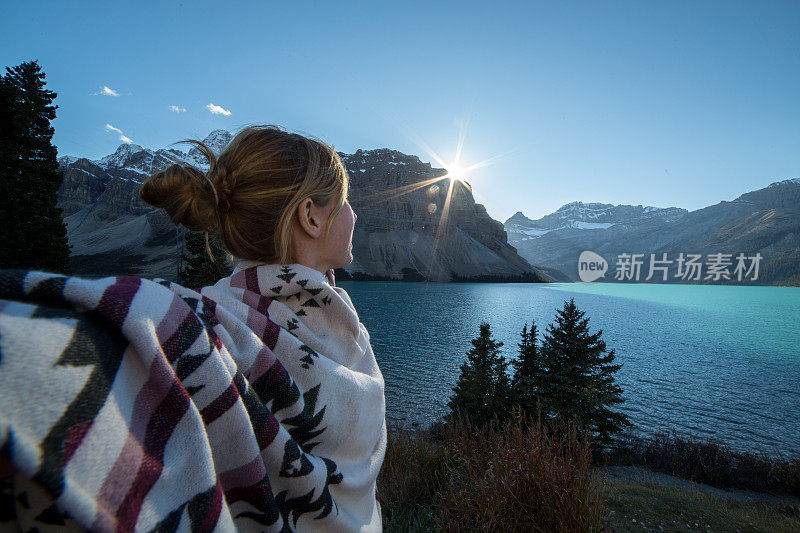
[0,263,386,532]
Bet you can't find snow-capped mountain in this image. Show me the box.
[505,180,800,285]
[767,177,800,188]
[505,202,688,243]
[184,129,234,169]
[60,130,236,180]
[57,155,80,166]
[96,143,148,169]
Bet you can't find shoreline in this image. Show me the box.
[386,416,800,463]
[335,271,800,287]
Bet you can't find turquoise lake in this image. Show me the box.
[338,281,800,457]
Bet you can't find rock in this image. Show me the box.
[341,149,545,281]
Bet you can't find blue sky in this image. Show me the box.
[3,0,798,221]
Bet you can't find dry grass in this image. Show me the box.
[600,430,800,498]
[378,414,800,531]
[603,479,800,532]
[378,410,607,532]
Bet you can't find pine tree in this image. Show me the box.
[0,60,70,272]
[510,321,542,414]
[538,298,629,444]
[179,231,232,288]
[447,323,510,427]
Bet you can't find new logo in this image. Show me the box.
[578,251,607,282]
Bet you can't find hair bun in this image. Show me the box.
[140,164,216,232]
[139,126,349,264]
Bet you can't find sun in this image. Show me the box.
[445,162,465,182]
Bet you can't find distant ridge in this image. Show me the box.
[505,180,800,286]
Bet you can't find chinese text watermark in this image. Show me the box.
[578,251,762,282]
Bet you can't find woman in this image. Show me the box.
[0,126,386,532]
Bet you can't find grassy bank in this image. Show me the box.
[603,478,799,533]
[378,414,800,532]
[598,430,800,499]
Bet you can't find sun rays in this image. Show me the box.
[354,176,445,205]
[435,172,458,241]
[348,119,513,279]
[354,141,501,212]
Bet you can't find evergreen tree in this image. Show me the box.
[0,60,70,272]
[179,231,232,288]
[510,321,542,414]
[537,298,630,444]
[447,323,510,427]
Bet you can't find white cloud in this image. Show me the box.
[169,105,187,113]
[93,85,120,97]
[205,103,231,116]
[105,123,132,144]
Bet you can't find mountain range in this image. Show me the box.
[57,130,799,286]
[504,180,800,286]
[57,131,553,282]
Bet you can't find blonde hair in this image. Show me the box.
[140,125,349,263]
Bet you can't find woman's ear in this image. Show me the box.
[296,198,323,239]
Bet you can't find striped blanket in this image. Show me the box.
[0,263,386,532]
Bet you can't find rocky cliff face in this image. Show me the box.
[55,131,235,279]
[58,132,548,282]
[340,149,545,281]
[505,179,800,285]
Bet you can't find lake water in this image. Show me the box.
[339,281,800,457]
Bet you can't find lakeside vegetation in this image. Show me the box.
[377,298,800,530]
[379,416,800,532]
[380,412,605,531]
[600,430,800,499]
[445,299,630,446]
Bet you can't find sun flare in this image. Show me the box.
[445,162,465,182]
[357,124,513,280]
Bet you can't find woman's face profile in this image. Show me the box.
[291,190,356,273]
[323,198,357,270]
